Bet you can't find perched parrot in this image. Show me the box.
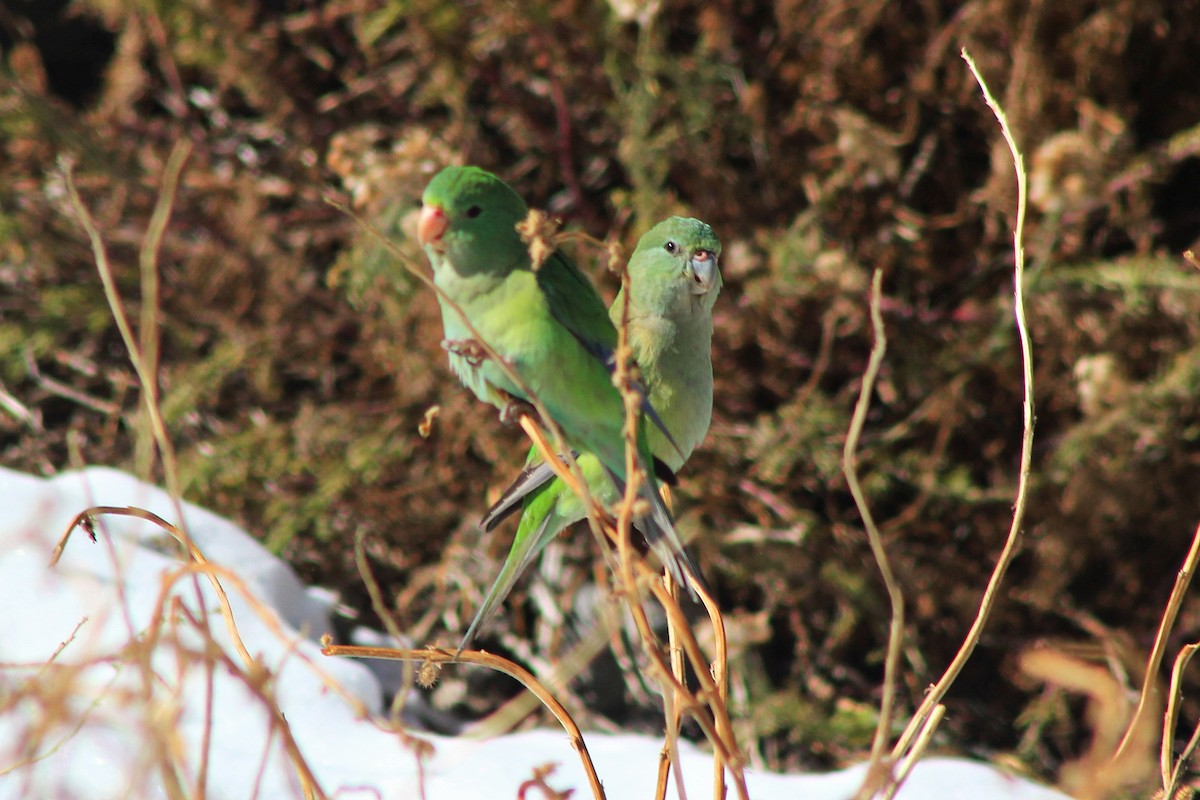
[416,167,709,641]
[458,215,722,651]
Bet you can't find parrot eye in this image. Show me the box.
[466,205,482,219]
[664,241,677,253]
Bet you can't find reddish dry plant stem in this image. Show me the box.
[532,230,739,796]
[881,50,1036,799]
[844,268,903,800]
[324,643,607,800]
[53,507,336,799]
[517,416,749,800]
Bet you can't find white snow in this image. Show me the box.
[0,466,1069,799]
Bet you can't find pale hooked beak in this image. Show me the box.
[689,250,718,295]
[418,204,449,248]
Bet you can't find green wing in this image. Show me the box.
[536,250,617,366]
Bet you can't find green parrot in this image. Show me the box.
[416,167,708,635]
[458,216,722,651]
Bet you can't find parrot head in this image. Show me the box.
[418,166,530,276]
[628,216,722,315]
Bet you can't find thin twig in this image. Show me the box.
[52,505,417,799]
[351,528,436,791]
[609,242,720,800]
[1162,643,1200,796]
[663,574,689,800]
[887,705,945,799]
[1113,521,1200,763]
[519,415,750,800]
[60,155,192,542]
[135,140,189,477]
[845,267,904,800]
[324,643,607,800]
[52,506,254,668]
[890,48,1035,782]
[696,582,730,800]
[658,487,688,800]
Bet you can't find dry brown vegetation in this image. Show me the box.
[4,0,1200,794]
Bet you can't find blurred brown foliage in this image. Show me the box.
[3,0,1200,786]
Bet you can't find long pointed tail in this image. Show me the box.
[457,513,557,656]
[603,465,709,599]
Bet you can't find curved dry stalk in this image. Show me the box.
[520,414,748,800]
[469,618,613,738]
[322,643,607,800]
[59,152,257,795]
[1162,642,1200,795]
[53,506,255,669]
[352,527,433,763]
[643,465,730,798]
[610,261,744,800]
[659,574,689,800]
[644,571,747,797]
[886,705,945,800]
[1113,521,1200,764]
[625,565,748,799]
[845,268,904,800]
[520,415,724,755]
[657,488,689,800]
[890,48,1035,779]
[696,580,730,800]
[60,151,192,549]
[171,597,325,800]
[51,507,345,799]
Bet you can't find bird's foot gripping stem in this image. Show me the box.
[441,338,488,367]
[499,397,537,427]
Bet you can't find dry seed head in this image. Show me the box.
[418,405,440,438]
[516,209,562,272]
[417,659,441,688]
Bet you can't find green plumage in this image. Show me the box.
[418,168,713,652]
[459,215,722,650]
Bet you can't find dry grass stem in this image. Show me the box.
[887,705,945,799]
[1163,643,1200,795]
[888,47,1035,790]
[467,620,613,738]
[845,266,903,800]
[43,163,348,796]
[518,410,748,799]
[697,581,730,800]
[134,140,190,477]
[53,506,255,667]
[323,642,607,800]
[60,157,192,549]
[48,509,339,798]
[353,527,436,766]
[1114,521,1200,766]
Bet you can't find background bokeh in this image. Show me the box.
[3,0,1200,791]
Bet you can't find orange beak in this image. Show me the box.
[418,204,449,248]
